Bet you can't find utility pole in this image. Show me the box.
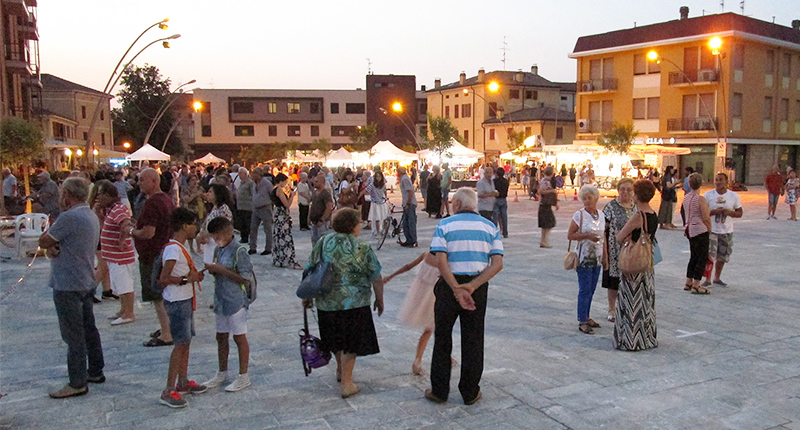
[501,36,508,70]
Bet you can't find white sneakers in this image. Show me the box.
[202,371,250,392]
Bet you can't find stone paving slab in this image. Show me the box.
[2,185,800,429]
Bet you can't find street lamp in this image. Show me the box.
[192,101,204,112]
[139,78,196,150]
[380,103,420,149]
[122,141,131,150]
[83,18,174,164]
[463,82,513,154]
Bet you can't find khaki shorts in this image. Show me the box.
[108,262,135,295]
[709,233,733,263]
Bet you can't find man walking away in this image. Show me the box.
[492,167,509,238]
[398,166,417,247]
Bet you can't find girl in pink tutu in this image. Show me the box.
[385,251,440,375]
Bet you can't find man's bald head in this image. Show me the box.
[138,168,161,196]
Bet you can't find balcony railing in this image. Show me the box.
[667,117,718,132]
[668,69,719,85]
[578,79,618,92]
[578,120,613,134]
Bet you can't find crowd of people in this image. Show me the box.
[3,156,757,409]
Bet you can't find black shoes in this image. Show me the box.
[248,250,257,255]
[102,291,119,300]
[398,241,418,248]
[260,250,272,255]
[87,373,106,384]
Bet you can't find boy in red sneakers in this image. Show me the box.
[158,208,207,408]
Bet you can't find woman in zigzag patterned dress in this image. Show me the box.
[613,180,659,351]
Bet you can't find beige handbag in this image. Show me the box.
[618,212,653,275]
[564,211,582,270]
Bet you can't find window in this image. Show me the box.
[488,102,497,118]
[764,97,773,120]
[634,54,647,75]
[633,98,646,120]
[330,103,339,114]
[733,44,745,71]
[101,133,105,145]
[463,130,469,143]
[83,132,88,140]
[81,106,86,119]
[418,126,427,138]
[100,110,104,121]
[525,90,538,100]
[766,50,775,74]
[489,129,496,140]
[235,125,254,136]
[345,103,365,114]
[524,127,532,136]
[268,125,277,136]
[461,104,471,118]
[418,102,427,116]
[647,97,660,119]
[454,105,459,118]
[268,102,277,114]
[288,125,301,136]
[202,126,211,137]
[287,103,300,114]
[782,54,791,78]
[779,99,789,121]
[233,102,254,114]
[310,103,320,114]
[556,127,564,139]
[311,125,320,136]
[731,93,743,118]
[331,125,358,136]
[509,89,520,99]
[445,106,450,118]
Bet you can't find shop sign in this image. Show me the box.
[645,137,676,145]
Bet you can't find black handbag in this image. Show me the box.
[295,238,336,299]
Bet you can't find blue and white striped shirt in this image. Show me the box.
[430,211,503,276]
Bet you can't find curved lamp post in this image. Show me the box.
[463,80,511,154]
[83,18,174,164]
[379,103,420,149]
[137,78,196,150]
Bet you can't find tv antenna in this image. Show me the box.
[501,36,509,70]
[739,0,744,14]
[366,58,372,75]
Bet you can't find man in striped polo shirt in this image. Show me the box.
[424,187,503,406]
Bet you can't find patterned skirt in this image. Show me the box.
[272,206,297,267]
[613,269,658,351]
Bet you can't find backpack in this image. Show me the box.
[214,244,257,305]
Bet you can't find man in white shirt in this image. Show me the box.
[2,168,18,213]
[476,167,497,221]
[703,172,743,287]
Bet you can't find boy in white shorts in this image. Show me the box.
[202,217,254,392]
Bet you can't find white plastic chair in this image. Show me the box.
[15,213,49,259]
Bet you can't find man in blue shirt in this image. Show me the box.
[425,187,503,406]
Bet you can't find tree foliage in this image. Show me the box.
[111,64,182,155]
[597,122,638,154]
[309,138,332,155]
[0,117,44,166]
[422,113,461,158]
[349,123,378,152]
[238,145,269,168]
[507,130,527,152]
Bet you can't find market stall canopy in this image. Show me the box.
[445,139,483,157]
[193,152,225,164]
[326,147,353,161]
[369,140,417,162]
[125,143,170,161]
[628,145,692,156]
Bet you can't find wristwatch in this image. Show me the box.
[180,276,188,285]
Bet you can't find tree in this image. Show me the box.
[423,113,461,159]
[598,122,638,154]
[349,123,378,152]
[238,145,269,168]
[111,64,182,155]
[309,138,332,156]
[507,130,526,152]
[1,117,44,214]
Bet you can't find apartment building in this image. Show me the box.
[365,74,427,150]
[426,68,575,158]
[0,0,40,121]
[570,7,800,184]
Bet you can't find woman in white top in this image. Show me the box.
[366,168,388,235]
[567,185,608,335]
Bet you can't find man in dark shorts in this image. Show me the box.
[130,168,175,347]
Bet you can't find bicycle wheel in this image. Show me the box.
[377,217,391,250]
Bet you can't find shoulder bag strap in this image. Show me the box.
[170,240,200,310]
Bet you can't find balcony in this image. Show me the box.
[667,117,718,132]
[578,79,618,93]
[4,44,33,74]
[577,119,612,134]
[668,69,719,85]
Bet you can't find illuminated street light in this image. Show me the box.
[392,102,403,113]
[380,105,420,149]
[193,101,204,112]
[488,81,500,93]
[709,36,722,55]
[76,149,84,157]
[64,148,72,156]
[122,141,131,149]
[93,148,99,156]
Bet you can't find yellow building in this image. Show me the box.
[426,68,574,159]
[570,7,800,184]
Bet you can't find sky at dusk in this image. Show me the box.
[39,0,798,95]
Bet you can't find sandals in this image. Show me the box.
[586,318,601,328]
[291,262,303,270]
[607,312,615,323]
[691,285,711,295]
[143,337,174,347]
[684,284,693,291]
[578,323,595,335]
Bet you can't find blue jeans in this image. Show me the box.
[53,290,105,388]
[493,198,508,237]
[311,221,329,246]
[402,204,417,244]
[576,266,601,322]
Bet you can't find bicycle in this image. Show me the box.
[377,202,405,250]
[596,176,619,190]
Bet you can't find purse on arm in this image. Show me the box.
[564,211,583,270]
[618,212,653,275]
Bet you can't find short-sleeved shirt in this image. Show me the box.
[430,211,503,276]
[212,239,253,316]
[46,203,100,292]
[101,202,135,264]
[296,181,310,206]
[400,174,416,207]
[135,192,174,264]
[476,177,496,211]
[236,179,254,211]
[765,173,783,195]
[114,180,133,201]
[704,189,741,234]
[441,169,452,189]
[39,179,60,217]
[572,208,606,267]
[3,174,17,197]
[161,240,194,302]
[309,188,333,224]
[494,176,509,199]
[365,177,386,203]
[309,233,382,311]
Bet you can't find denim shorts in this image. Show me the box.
[769,193,779,206]
[164,298,195,345]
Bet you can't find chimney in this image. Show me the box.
[459,72,466,85]
[434,78,441,88]
[680,6,689,20]
[515,71,524,82]
[477,68,485,83]
[531,64,538,75]
[793,19,800,30]
[421,84,426,91]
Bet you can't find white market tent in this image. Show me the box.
[125,143,170,161]
[193,152,225,164]
[327,147,353,161]
[418,138,483,166]
[446,139,483,158]
[368,140,417,163]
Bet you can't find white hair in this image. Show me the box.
[578,184,599,201]
[238,167,249,177]
[452,187,477,211]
